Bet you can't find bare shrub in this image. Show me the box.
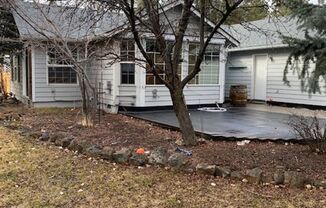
[289,115,326,154]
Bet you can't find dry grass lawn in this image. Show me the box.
[0,127,325,208]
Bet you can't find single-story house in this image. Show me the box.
[224,16,326,106]
[8,0,238,112]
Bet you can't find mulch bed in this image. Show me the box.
[1,105,326,180]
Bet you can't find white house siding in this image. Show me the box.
[226,48,326,106]
[33,47,81,105]
[225,54,253,99]
[118,85,137,106]
[144,85,220,107]
[87,57,116,111]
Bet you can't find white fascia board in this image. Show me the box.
[227,44,289,52]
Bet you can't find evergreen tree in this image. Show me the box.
[283,0,326,94]
[0,3,22,61]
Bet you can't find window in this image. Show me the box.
[120,40,135,84]
[47,49,77,84]
[188,44,220,84]
[11,55,21,83]
[145,40,181,85]
[121,63,135,84]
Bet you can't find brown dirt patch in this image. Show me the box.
[1,105,326,181]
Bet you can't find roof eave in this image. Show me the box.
[227,44,289,52]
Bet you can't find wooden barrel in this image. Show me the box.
[230,85,247,107]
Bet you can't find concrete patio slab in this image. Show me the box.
[125,107,300,141]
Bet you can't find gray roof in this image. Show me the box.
[12,1,124,41]
[223,16,306,51]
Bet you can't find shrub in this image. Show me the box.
[289,115,326,154]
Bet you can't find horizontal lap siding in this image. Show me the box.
[33,47,81,103]
[225,54,252,99]
[144,85,220,106]
[266,51,326,105]
[87,59,115,107]
[118,85,136,106]
[227,48,326,106]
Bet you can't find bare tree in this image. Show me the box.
[3,0,118,126]
[96,0,244,146]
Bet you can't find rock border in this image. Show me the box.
[10,127,326,190]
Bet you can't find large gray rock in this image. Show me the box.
[273,170,285,185]
[39,132,50,141]
[113,148,132,164]
[100,146,115,161]
[216,166,231,178]
[230,171,243,180]
[49,132,66,143]
[54,136,74,148]
[245,168,263,184]
[168,153,187,170]
[67,139,90,153]
[85,145,103,158]
[284,171,306,188]
[148,147,169,165]
[195,163,216,176]
[129,153,147,166]
[313,179,326,189]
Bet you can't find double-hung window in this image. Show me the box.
[120,40,135,84]
[188,44,220,84]
[11,54,21,83]
[145,40,181,85]
[47,49,77,84]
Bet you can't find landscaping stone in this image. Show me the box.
[195,163,216,176]
[230,171,243,180]
[215,166,231,178]
[284,171,306,188]
[85,145,103,158]
[54,136,74,148]
[245,168,263,184]
[290,173,306,189]
[129,153,147,166]
[313,179,326,189]
[167,153,187,170]
[67,139,90,153]
[262,175,273,184]
[113,148,132,164]
[100,146,115,161]
[25,131,42,139]
[49,132,66,143]
[273,170,285,185]
[148,147,169,165]
[39,132,50,141]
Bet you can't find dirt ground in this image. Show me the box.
[1,104,326,181]
[0,126,325,208]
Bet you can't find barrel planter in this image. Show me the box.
[230,85,247,107]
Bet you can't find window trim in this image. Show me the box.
[120,39,136,85]
[46,49,79,86]
[145,39,182,86]
[187,43,220,85]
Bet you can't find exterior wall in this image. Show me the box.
[144,85,220,106]
[226,48,326,106]
[33,47,81,105]
[87,44,117,112]
[10,53,24,102]
[225,52,253,99]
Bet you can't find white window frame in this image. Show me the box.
[187,43,220,86]
[120,39,136,85]
[145,39,182,86]
[46,48,78,86]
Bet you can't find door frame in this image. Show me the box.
[251,54,268,101]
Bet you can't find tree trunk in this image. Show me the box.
[79,76,94,127]
[170,87,197,146]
